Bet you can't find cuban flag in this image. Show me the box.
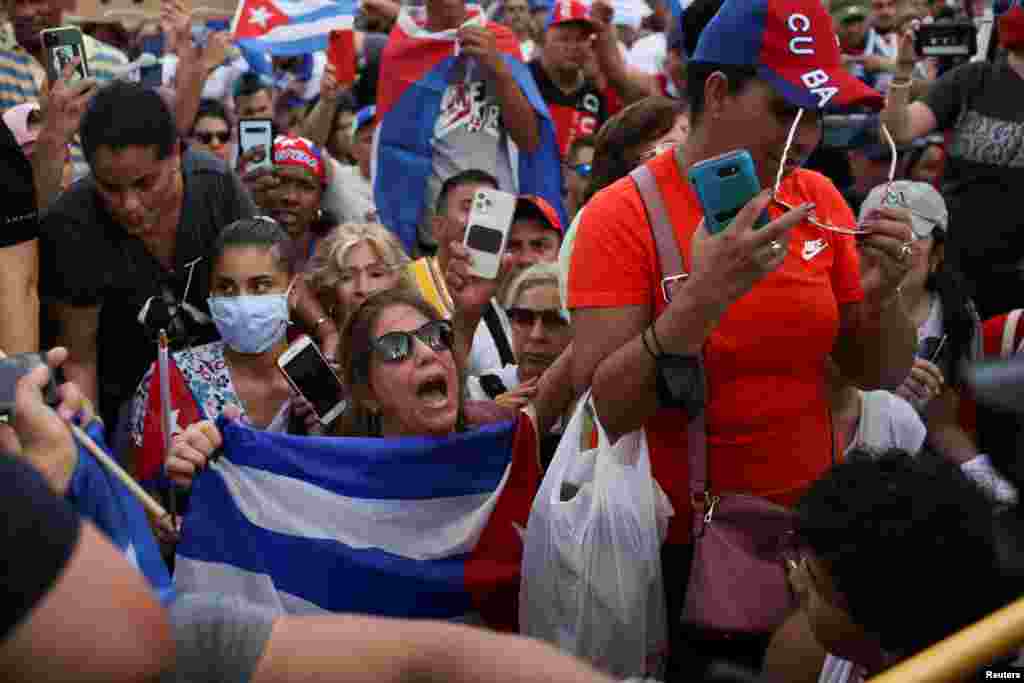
[372,8,566,254]
[174,416,540,631]
[231,0,356,60]
[68,421,176,606]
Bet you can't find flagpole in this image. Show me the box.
[70,424,174,533]
[158,330,178,522]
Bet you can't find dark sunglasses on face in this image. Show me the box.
[370,319,454,364]
[507,306,569,329]
[194,131,231,145]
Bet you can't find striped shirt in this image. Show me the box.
[0,34,129,176]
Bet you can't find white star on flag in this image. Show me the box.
[169,409,183,436]
[249,5,272,28]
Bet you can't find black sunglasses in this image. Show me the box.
[507,306,568,329]
[364,319,454,367]
[194,131,230,145]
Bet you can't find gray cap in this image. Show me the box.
[858,180,948,239]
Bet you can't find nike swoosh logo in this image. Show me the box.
[802,240,827,261]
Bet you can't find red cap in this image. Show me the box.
[515,195,564,235]
[691,0,883,110]
[546,0,596,31]
[272,135,327,186]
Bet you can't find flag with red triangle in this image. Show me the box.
[137,356,204,482]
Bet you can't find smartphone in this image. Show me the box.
[463,188,517,279]
[328,29,357,87]
[915,21,977,57]
[0,353,60,423]
[41,26,90,84]
[919,334,948,364]
[688,150,769,235]
[238,119,274,173]
[278,336,348,427]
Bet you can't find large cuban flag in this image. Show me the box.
[231,0,356,58]
[174,416,540,631]
[371,7,566,254]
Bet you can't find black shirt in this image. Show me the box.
[528,60,609,159]
[39,150,257,428]
[924,54,1024,272]
[0,118,38,248]
[0,453,80,642]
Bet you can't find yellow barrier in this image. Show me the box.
[868,595,1024,682]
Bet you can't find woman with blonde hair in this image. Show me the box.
[306,222,414,331]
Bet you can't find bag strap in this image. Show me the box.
[629,163,708,514]
[1003,309,1024,359]
[483,302,516,367]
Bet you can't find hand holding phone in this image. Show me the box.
[278,337,347,427]
[41,26,90,85]
[238,119,274,175]
[688,150,769,235]
[328,29,357,88]
[462,188,517,279]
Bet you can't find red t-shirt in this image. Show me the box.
[567,152,863,544]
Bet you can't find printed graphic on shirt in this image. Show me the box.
[436,80,503,139]
[529,61,608,158]
[952,110,1024,168]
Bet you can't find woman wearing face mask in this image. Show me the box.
[241,134,343,358]
[130,217,299,465]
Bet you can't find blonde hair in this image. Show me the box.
[503,262,562,310]
[306,222,413,324]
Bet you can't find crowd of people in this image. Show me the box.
[2,0,1024,680]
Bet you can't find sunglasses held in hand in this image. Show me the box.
[771,109,899,236]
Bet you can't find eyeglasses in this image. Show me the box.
[368,319,453,364]
[567,162,592,178]
[194,131,231,145]
[635,141,677,165]
[507,306,569,329]
[771,108,898,236]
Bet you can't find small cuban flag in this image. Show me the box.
[231,0,357,58]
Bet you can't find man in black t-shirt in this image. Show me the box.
[39,81,256,444]
[529,0,609,159]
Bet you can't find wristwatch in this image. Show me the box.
[655,352,706,418]
[642,326,706,416]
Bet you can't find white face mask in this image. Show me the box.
[208,280,293,354]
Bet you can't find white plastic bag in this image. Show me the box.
[520,393,673,679]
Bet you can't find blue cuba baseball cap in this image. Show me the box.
[691,0,884,110]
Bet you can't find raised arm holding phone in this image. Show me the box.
[881,2,1024,317]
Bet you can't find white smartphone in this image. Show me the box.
[462,188,516,280]
[238,118,274,173]
[41,26,90,84]
[277,336,348,427]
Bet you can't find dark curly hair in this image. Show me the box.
[796,450,1010,658]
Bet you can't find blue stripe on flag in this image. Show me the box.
[216,418,518,500]
[178,467,472,618]
[286,3,359,23]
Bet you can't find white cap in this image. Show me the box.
[859,180,948,239]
